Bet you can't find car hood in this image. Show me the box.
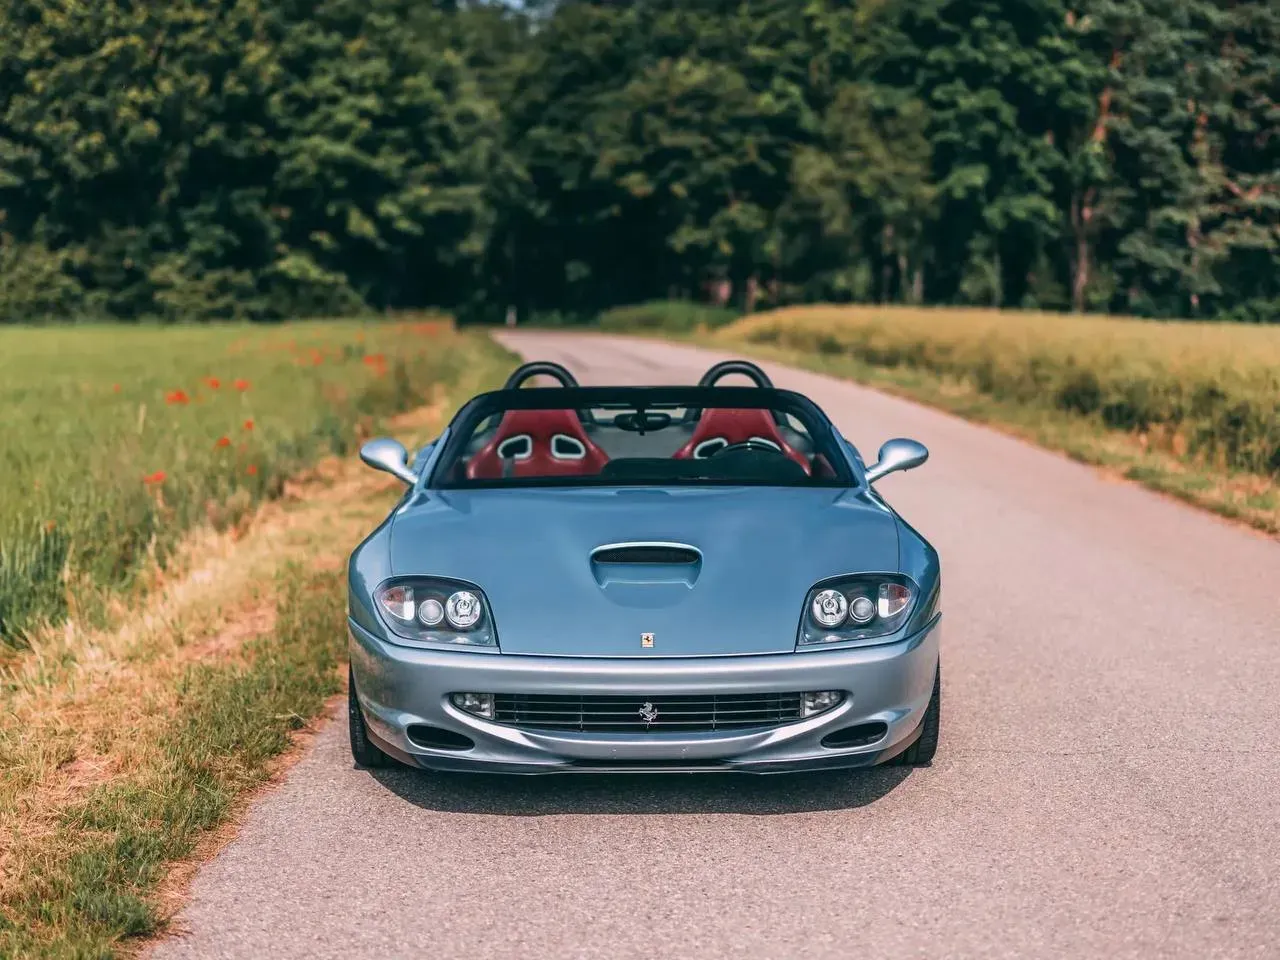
[387,486,899,657]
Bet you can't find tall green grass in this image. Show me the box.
[720,306,1280,478]
[598,300,740,334]
[0,317,497,644]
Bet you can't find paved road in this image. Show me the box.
[150,331,1280,960]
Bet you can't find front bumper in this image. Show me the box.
[349,617,940,774]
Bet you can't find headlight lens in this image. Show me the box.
[810,589,848,627]
[445,590,482,629]
[374,578,497,647]
[418,597,445,626]
[798,575,917,646]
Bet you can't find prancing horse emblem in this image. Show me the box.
[641,632,654,648]
[638,701,659,724]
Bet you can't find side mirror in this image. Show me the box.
[359,437,417,485]
[864,438,929,484]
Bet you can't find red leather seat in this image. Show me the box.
[467,410,608,480]
[673,408,810,473]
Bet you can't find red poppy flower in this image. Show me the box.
[112,384,122,393]
[142,471,167,485]
[215,436,231,448]
[243,419,255,431]
[233,379,251,392]
[205,376,221,389]
[246,464,258,476]
[362,354,386,368]
[165,390,190,405]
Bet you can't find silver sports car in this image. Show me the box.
[347,359,940,774]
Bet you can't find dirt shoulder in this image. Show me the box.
[0,393,469,959]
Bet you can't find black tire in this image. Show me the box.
[348,665,392,769]
[893,662,940,766]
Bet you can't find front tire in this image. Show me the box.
[893,661,940,766]
[348,665,392,769]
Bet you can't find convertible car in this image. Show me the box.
[347,359,940,774]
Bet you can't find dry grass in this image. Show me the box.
[708,305,1280,534]
[0,334,517,958]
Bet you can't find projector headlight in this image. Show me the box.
[374,578,497,647]
[810,589,849,627]
[798,574,923,647]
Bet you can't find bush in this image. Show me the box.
[598,301,740,333]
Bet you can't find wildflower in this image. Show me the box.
[205,376,221,389]
[246,464,258,476]
[112,383,122,393]
[215,436,231,448]
[243,419,255,431]
[362,354,386,368]
[233,378,251,391]
[142,470,167,485]
[165,389,190,405]
[45,520,57,532]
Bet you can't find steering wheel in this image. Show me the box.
[709,439,790,459]
[503,361,579,389]
[686,359,787,426]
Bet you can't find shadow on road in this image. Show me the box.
[368,763,911,815]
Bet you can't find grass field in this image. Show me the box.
[0,317,502,645]
[0,320,515,957]
[711,305,1280,533]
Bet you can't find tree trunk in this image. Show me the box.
[1070,189,1095,313]
[1068,46,1121,313]
[880,224,895,303]
[992,249,1003,308]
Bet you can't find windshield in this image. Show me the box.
[430,387,852,489]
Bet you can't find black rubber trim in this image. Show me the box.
[697,359,774,388]
[503,361,579,389]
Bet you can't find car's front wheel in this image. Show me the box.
[348,665,392,769]
[893,661,940,766]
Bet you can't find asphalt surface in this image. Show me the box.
[149,331,1280,960]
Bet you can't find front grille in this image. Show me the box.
[492,692,809,733]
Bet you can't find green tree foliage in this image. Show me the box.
[0,0,498,321]
[0,0,1276,322]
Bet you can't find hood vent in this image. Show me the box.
[591,544,701,565]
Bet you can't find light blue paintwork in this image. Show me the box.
[347,391,941,774]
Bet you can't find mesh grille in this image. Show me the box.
[591,545,700,564]
[492,692,810,733]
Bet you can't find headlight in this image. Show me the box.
[810,589,848,627]
[373,578,497,647]
[798,575,918,647]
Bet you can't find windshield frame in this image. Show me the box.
[425,385,858,490]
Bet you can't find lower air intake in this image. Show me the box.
[820,722,888,749]
[406,725,475,751]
